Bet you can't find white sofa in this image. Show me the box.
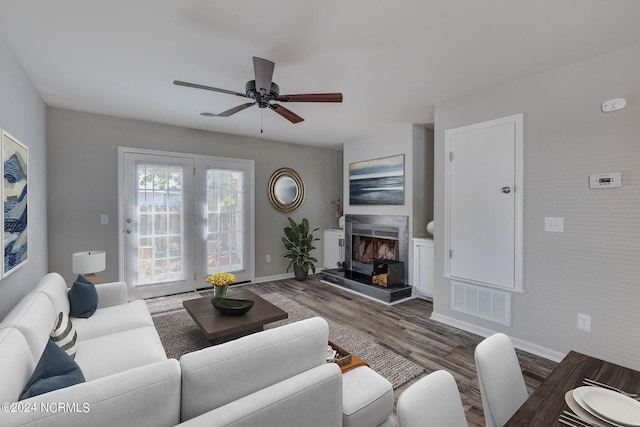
[178,316,395,427]
[0,273,181,427]
[0,273,394,427]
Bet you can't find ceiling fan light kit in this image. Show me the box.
[174,56,342,129]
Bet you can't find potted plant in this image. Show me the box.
[281,217,320,281]
[205,272,236,299]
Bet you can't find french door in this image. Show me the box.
[196,156,254,283]
[119,148,254,300]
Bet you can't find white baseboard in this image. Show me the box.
[430,312,565,363]
[253,268,335,284]
[252,272,294,283]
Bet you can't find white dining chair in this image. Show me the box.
[474,333,529,427]
[397,369,468,427]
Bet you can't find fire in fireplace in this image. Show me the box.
[356,236,397,263]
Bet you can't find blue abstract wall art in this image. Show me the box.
[349,154,404,205]
[2,130,28,277]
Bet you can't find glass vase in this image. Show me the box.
[214,284,229,299]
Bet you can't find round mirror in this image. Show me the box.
[274,177,298,204]
[268,168,305,213]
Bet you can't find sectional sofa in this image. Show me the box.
[0,273,394,426]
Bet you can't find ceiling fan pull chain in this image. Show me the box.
[260,108,264,134]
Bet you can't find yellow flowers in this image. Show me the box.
[206,272,235,287]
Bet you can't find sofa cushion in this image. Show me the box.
[19,339,85,400]
[68,275,98,318]
[74,326,167,381]
[180,363,343,426]
[0,327,37,403]
[0,291,55,360]
[180,317,329,421]
[34,272,71,316]
[72,299,155,341]
[4,360,182,427]
[94,280,128,308]
[50,312,78,359]
[342,366,394,427]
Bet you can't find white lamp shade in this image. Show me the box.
[72,251,106,274]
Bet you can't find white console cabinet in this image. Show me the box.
[412,238,434,298]
[323,229,344,269]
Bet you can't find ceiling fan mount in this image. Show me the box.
[174,57,342,126]
[245,80,280,109]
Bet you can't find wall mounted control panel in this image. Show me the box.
[589,172,622,189]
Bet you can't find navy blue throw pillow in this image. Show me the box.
[19,339,85,400]
[68,274,98,318]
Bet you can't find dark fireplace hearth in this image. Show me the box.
[321,269,412,304]
[322,214,412,304]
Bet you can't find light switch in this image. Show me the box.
[545,217,564,232]
[100,214,109,225]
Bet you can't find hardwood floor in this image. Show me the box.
[241,275,558,427]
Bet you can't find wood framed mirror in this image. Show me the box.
[268,168,305,213]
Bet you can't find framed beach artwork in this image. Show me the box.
[1,130,28,277]
[349,154,404,205]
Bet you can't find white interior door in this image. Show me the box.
[445,114,523,291]
[121,151,196,299]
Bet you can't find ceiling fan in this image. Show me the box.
[174,57,343,128]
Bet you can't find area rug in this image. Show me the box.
[151,292,424,389]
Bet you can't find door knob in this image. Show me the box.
[125,229,132,234]
[500,186,511,194]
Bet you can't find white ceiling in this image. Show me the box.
[1,1,640,149]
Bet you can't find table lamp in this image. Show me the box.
[72,251,106,284]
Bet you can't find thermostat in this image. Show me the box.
[589,172,621,189]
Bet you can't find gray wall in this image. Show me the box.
[412,125,434,237]
[344,125,417,236]
[343,124,433,284]
[47,108,342,285]
[433,41,640,369]
[0,40,48,319]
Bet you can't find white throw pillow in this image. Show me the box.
[50,312,78,359]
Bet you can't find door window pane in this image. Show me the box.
[137,164,184,284]
[207,169,244,274]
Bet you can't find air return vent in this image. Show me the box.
[451,281,511,326]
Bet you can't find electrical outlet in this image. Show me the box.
[577,313,591,332]
[266,254,271,263]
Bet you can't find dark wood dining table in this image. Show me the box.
[505,351,640,426]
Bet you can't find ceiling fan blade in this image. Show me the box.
[216,103,255,117]
[253,57,275,95]
[173,80,249,98]
[269,104,304,124]
[277,93,343,103]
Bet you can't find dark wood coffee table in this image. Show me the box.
[183,289,288,344]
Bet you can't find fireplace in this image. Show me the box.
[345,214,409,283]
[321,214,411,303]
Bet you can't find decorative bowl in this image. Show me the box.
[211,297,255,316]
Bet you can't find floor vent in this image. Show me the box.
[451,281,511,326]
